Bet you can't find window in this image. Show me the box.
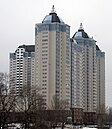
[43,76,47,78]
[42,50,48,53]
[42,39,48,42]
[43,69,47,71]
[42,32,48,34]
[43,65,47,67]
[42,61,47,63]
[42,35,48,38]
[42,80,47,82]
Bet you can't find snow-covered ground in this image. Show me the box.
[83,127,97,129]
[55,125,98,129]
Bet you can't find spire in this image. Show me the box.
[51,5,56,13]
[79,23,84,31]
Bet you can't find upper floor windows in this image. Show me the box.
[42,39,48,42]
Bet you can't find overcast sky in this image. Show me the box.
[0,0,112,107]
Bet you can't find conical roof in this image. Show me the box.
[73,23,89,38]
[42,5,64,24]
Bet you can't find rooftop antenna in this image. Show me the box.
[79,23,84,30]
[51,5,56,13]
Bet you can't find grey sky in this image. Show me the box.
[0,0,112,107]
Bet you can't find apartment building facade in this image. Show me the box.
[96,45,105,108]
[73,23,98,112]
[9,45,35,95]
[9,6,105,112]
[71,38,85,109]
[35,6,71,109]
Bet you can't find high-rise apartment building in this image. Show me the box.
[9,45,35,95]
[9,6,105,112]
[73,23,98,112]
[96,45,105,108]
[71,38,84,109]
[35,6,71,109]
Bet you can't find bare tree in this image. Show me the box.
[51,95,68,110]
[15,86,45,129]
[50,95,69,129]
[96,104,107,129]
[0,72,16,129]
[106,107,112,128]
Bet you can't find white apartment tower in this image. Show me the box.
[96,45,105,108]
[9,8,105,112]
[73,23,97,112]
[35,6,71,109]
[71,38,84,109]
[9,45,35,95]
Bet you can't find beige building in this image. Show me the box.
[96,45,105,108]
[73,24,97,112]
[9,7,105,112]
[9,45,35,95]
[35,6,71,109]
[71,38,84,109]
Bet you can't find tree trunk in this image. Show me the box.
[61,122,64,129]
